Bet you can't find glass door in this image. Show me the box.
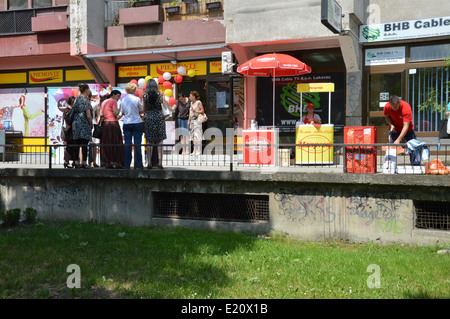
[368,72,403,127]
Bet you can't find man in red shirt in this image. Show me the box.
[383,95,416,144]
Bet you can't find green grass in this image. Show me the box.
[0,221,449,299]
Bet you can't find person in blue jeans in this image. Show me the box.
[121,82,144,169]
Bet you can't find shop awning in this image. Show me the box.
[86,43,229,61]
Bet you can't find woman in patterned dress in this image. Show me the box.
[188,91,205,156]
[72,84,93,169]
[143,80,166,169]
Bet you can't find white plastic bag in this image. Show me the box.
[383,147,397,174]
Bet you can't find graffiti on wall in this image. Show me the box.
[275,188,409,234]
[24,185,88,209]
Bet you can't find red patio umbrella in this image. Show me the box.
[237,53,312,126]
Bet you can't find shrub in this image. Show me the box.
[0,208,21,227]
[24,207,38,224]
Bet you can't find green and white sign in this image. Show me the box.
[365,47,405,66]
[360,16,450,43]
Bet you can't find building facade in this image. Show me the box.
[0,0,449,146]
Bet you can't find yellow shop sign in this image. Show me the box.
[118,65,148,78]
[297,82,335,93]
[29,69,63,84]
[150,61,207,78]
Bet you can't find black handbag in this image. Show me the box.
[439,119,450,139]
[93,123,103,139]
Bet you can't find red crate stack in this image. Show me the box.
[344,126,377,173]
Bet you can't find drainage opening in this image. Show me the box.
[154,192,269,222]
[414,201,450,231]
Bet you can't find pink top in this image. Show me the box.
[101,98,119,122]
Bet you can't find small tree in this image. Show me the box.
[24,207,38,224]
[419,56,450,113]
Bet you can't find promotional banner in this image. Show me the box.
[295,124,334,164]
[243,129,278,166]
[0,87,45,137]
[257,73,345,134]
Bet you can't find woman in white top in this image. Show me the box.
[301,102,321,125]
[121,82,144,169]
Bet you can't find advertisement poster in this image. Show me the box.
[0,87,45,137]
[243,129,278,166]
[256,72,345,135]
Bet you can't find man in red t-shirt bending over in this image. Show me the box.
[383,95,416,144]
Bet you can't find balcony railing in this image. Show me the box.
[1,142,449,175]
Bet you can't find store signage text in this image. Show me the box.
[29,70,63,83]
[118,66,148,78]
[360,15,450,43]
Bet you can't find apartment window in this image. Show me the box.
[410,43,450,62]
[8,0,28,10]
[33,0,52,8]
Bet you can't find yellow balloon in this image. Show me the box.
[145,75,152,83]
[164,89,173,97]
[187,69,196,77]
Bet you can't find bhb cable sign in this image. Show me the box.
[360,16,450,43]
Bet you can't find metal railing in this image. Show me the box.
[1,142,449,174]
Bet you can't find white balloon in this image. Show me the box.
[163,72,172,81]
[164,95,170,102]
[177,66,187,76]
[138,78,145,88]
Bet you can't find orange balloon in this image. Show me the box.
[163,81,172,90]
[158,76,165,84]
[72,88,79,97]
[135,88,144,99]
[169,97,176,105]
[174,75,183,83]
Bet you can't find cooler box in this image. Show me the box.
[344,126,377,173]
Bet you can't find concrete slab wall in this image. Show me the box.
[0,169,449,245]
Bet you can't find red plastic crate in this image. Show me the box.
[344,126,377,145]
[346,149,377,173]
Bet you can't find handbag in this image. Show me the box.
[93,122,103,139]
[198,113,208,123]
[161,102,171,120]
[60,117,71,141]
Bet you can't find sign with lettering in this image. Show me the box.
[209,61,222,73]
[243,129,278,166]
[365,47,406,66]
[360,16,450,43]
[297,82,335,93]
[150,61,207,78]
[29,70,63,84]
[295,124,334,164]
[118,65,148,78]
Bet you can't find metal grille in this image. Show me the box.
[154,192,270,222]
[415,201,450,231]
[0,9,35,34]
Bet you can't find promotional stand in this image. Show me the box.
[295,83,335,164]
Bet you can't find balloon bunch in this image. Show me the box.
[130,65,196,106]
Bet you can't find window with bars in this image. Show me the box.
[154,192,270,222]
[415,201,450,231]
[408,67,449,132]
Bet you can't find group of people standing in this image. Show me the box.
[62,81,206,169]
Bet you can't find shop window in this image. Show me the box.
[8,0,28,10]
[410,43,450,62]
[408,67,449,132]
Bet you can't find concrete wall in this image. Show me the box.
[1,169,449,246]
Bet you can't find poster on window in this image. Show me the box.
[256,72,345,134]
[0,88,45,137]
